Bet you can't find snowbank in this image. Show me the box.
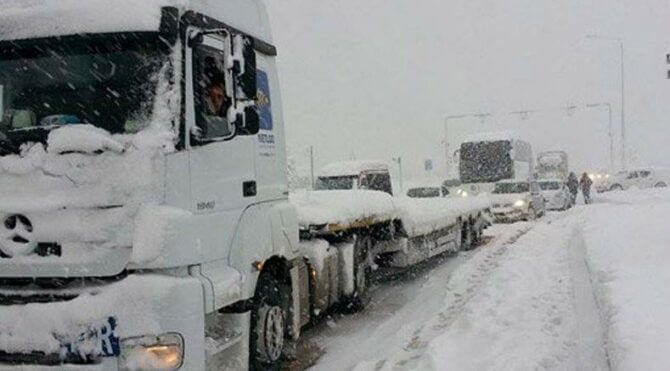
[583,188,670,370]
[289,190,397,228]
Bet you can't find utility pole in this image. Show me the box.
[392,157,403,193]
[586,35,626,170]
[309,146,315,189]
[620,40,626,170]
[586,103,614,173]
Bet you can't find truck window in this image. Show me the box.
[314,176,356,190]
[362,172,393,195]
[193,45,233,140]
[640,170,651,178]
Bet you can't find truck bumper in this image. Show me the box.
[0,274,206,370]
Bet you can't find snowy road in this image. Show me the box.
[285,221,537,370]
[284,188,670,371]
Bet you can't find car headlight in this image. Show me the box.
[513,200,525,208]
[461,191,469,197]
[588,174,595,180]
[119,333,184,371]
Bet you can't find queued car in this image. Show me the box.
[538,179,572,210]
[597,168,669,192]
[491,180,546,222]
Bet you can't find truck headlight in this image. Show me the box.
[513,200,525,208]
[120,333,184,371]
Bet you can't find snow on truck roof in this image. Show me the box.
[462,131,524,144]
[0,0,272,42]
[318,160,389,177]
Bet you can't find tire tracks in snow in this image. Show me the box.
[391,222,537,368]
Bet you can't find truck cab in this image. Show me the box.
[314,160,393,195]
[0,1,305,370]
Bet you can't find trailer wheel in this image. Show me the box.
[250,273,285,371]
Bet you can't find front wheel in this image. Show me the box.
[655,182,667,188]
[610,184,624,191]
[250,274,286,371]
[526,207,537,221]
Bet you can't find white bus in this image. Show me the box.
[458,133,534,195]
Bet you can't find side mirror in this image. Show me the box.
[231,34,256,100]
[233,105,259,135]
[230,34,258,136]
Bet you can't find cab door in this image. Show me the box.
[186,29,257,214]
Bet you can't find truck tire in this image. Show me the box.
[250,273,286,371]
[526,207,537,221]
[343,235,371,312]
[655,182,667,188]
[461,221,474,251]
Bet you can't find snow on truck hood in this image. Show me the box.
[0,125,169,213]
[0,125,178,276]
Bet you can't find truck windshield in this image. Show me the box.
[459,140,513,183]
[0,33,171,139]
[315,176,357,190]
[493,182,529,194]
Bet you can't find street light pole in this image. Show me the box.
[586,102,614,172]
[586,35,626,170]
[619,40,626,169]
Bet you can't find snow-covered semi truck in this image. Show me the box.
[458,134,534,195]
[0,2,490,370]
[0,1,313,370]
[303,160,492,270]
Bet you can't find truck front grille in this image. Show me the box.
[0,292,78,305]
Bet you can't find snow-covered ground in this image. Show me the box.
[298,188,670,371]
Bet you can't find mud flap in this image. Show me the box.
[289,262,309,340]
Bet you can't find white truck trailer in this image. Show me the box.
[300,161,492,278]
[0,2,490,370]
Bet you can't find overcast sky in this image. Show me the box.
[264,0,670,181]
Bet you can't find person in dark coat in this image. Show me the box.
[567,172,579,205]
[580,172,593,204]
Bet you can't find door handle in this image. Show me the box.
[243,181,257,197]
